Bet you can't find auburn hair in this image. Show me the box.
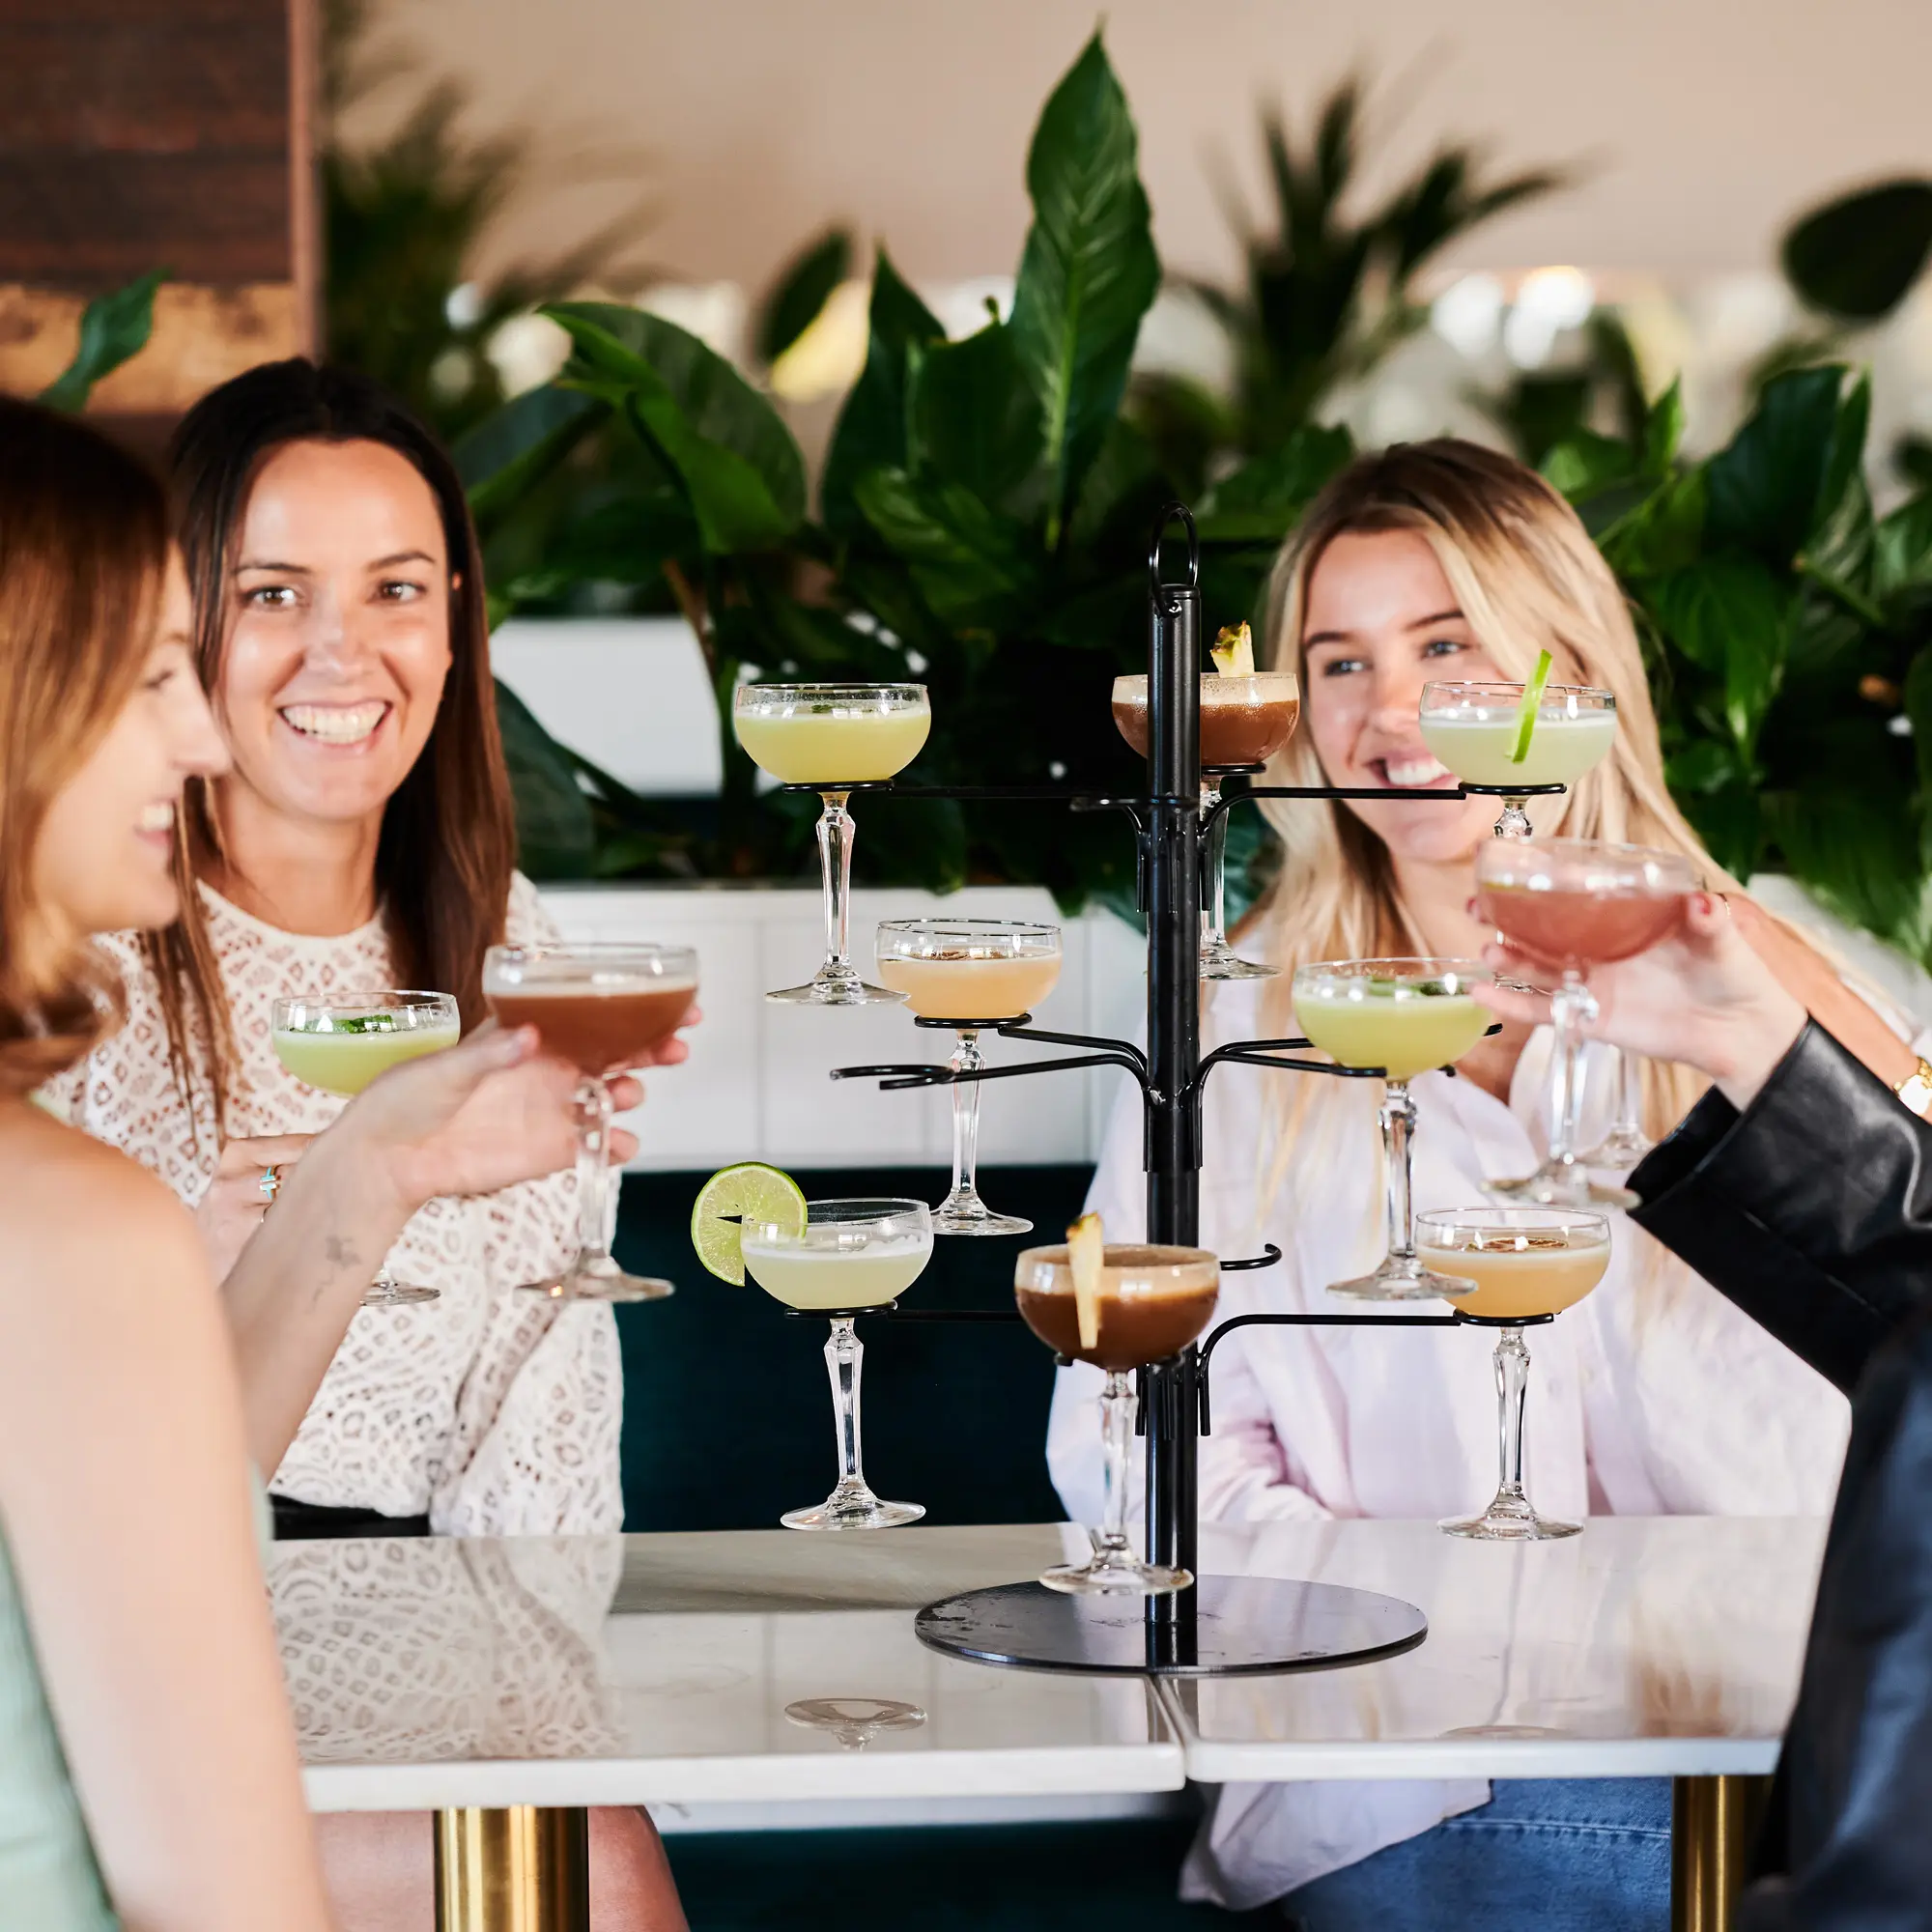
[0,400,170,1095]
[151,358,514,1134]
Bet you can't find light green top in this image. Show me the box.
[0,1525,117,1930]
[0,1476,271,1930]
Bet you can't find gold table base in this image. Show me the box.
[435,1806,588,1932]
[1671,1775,1772,1932]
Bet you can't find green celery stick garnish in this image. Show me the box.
[1509,650,1552,765]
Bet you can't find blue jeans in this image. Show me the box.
[1280,1778,1671,1931]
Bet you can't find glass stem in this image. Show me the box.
[1495,795,1532,839]
[1201,782,1229,948]
[825,1317,867,1495]
[1493,1325,1532,1510]
[1614,1049,1643,1142]
[1548,974,1597,1169]
[1380,1079,1418,1265]
[574,1075,614,1267]
[817,789,856,971]
[949,1029,984,1203]
[1094,1370,1136,1561]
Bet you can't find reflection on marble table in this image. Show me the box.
[271,1523,1181,1811]
[1161,1516,1824,1783]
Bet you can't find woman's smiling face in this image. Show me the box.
[214,437,454,837]
[1300,527,1515,865]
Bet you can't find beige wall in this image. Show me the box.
[359,0,1931,295]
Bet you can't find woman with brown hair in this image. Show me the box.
[0,398,667,1924]
[48,358,694,1924]
[1049,440,1921,1926]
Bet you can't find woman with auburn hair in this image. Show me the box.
[48,359,692,1925]
[1049,440,1923,1926]
[0,399,671,1926]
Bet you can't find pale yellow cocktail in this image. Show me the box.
[1422,703,1615,784]
[1293,980,1490,1081]
[740,1234,935,1311]
[273,1022,459,1096]
[734,696,930,784]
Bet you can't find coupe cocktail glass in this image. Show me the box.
[1014,1243,1220,1593]
[1292,959,1492,1301]
[482,942,697,1301]
[1419,681,1615,839]
[271,990,460,1305]
[1578,1049,1653,1171]
[1474,838,1695,1208]
[1112,670,1301,980]
[875,918,1063,1236]
[1418,1207,1611,1541]
[742,1198,933,1529]
[733,683,930,1005]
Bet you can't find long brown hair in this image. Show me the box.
[152,359,514,1132]
[0,399,171,1094]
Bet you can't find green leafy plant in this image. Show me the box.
[468,34,1354,908]
[1544,366,1932,958]
[1132,80,1565,495]
[37,270,167,413]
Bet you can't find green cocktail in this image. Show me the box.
[1293,977,1491,1082]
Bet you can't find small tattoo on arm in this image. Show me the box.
[324,1235,360,1272]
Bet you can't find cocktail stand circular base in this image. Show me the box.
[914,1576,1428,1677]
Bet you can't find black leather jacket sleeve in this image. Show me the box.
[1628,1022,1932,1394]
[1736,1312,1932,1931]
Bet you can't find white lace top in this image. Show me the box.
[46,876,623,1536]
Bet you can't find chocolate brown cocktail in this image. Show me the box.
[487,980,696,1074]
[1110,673,1301,769]
[1015,1234,1219,1595]
[482,943,697,1302]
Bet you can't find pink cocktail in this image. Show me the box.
[1475,838,1698,1208]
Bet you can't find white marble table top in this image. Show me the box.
[271,1515,1823,1810]
[272,1523,1179,1812]
[1160,1516,1824,1783]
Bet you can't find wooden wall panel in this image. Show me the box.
[0,0,316,410]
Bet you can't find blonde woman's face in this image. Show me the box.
[35,554,229,939]
[1301,529,1505,865]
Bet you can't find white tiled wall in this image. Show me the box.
[538,884,1146,1173]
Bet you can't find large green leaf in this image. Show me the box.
[1647,552,1792,754]
[1641,378,1685,478]
[455,384,608,536]
[853,468,1036,628]
[1600,469,1707,580]
[1194,424,1355,541]
[1783,179,1932,323]
[545,302,806,553]
[38,270,168,413]
[494,678,596,878]
[1540,430,1639,506]
[1704,364,1845,561]
[820,250,946,539]
[1007,33,1160,546]
[755,226,853,365]
[1876,493,1932,602]
[912,321,1043,508]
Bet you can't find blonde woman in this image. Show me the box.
[1047,440,1920,1927]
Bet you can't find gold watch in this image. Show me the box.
[1897,1057,1932,1120]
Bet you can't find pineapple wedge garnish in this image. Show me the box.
[1210,620,1255,677]
[1066,1210,1105,1353]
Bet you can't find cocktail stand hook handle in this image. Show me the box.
[1148,501,1199,590]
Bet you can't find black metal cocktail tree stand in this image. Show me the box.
[822,505,1509,1677]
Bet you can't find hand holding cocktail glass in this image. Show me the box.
[483,942,700,1301]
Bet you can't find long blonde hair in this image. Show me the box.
[1239,440,1736,1248]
